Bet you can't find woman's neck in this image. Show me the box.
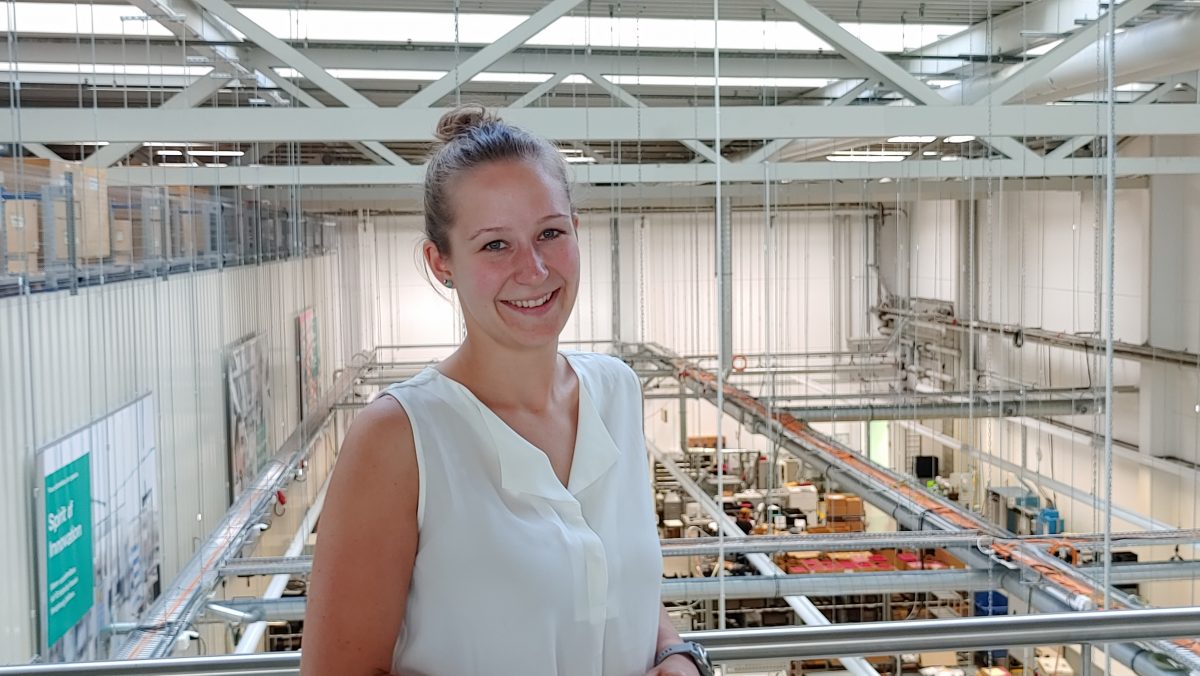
[442,336,568,413]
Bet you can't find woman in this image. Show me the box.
[301,106,709,676]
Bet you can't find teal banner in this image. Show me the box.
[44,454,94,647]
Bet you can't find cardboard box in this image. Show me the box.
[920,651,960,668]
[0,157,58,192]
[687,435,727,449]
[0,160,111,261]
[6,252,39,275]
[47,200,110,261]
[826,493,865,518]
[111,218,133,255]
[828,519,865,533]
[4,200,40,254]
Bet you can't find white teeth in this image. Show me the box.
[508,291,553,309]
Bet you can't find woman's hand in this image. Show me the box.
[645,653,702,676]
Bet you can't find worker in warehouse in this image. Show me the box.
[300,106,711,676]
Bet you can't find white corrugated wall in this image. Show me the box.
[0,249,356,664]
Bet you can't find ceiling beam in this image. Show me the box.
[84,74,233,168]
[9,104,1200,143]
[293,177,1149,211]
[240,55,401,167]
[102,156,1200,187]
[915,0,1109,61]
[400,0,585,109]
[5,41,875,82]
[774,0,947,107]
[583,72,726,164]
[772,0,1037,162]
[21,144,64,161]
[187,0,407,166]
[510,72,570,109]
[972,0,1159,106]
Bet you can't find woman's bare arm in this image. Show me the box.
[301,397,418,676]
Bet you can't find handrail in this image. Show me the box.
[3,608,1197,674]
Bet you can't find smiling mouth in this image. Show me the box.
[501,289,557,310]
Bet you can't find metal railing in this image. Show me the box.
[3,607,1198,675]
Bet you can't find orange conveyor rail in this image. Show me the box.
[658,353,1200,662]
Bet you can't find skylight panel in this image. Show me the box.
[0,2,172,36]
[6,3,964,54]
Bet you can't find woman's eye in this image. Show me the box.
[540,229,563,240]
[483,240,506,251]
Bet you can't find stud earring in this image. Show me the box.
[443,279,454,289]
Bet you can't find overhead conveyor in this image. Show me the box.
[628,343,1200,676]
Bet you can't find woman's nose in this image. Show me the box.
[514,246,549,282]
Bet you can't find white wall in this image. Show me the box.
[0,251,352,663]
[891,172,1200,608]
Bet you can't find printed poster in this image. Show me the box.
[227,334,271,500]
[296,308,320,420]
[36,394,161,662]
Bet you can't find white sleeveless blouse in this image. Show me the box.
[381,352,662,676]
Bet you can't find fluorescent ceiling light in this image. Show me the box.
[941,155,962,161]
[3,3,963,53]
[565,156,597,164]
[605,75,833,88]
[155,150,183,156]
[832,150,912,157]
[158,162,201,167]
[1114,82,1157,92]
[558,148,584,155]
[887,135,937,143]
[186,150,245,157]
[143,142,207,147]
[826,154,907,163]
[206,163,229,168]
[944,135,976,143]
[923,151,940,156]
[62,141,109,146]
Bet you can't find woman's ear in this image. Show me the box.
[423,240,452,286]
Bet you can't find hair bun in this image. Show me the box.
[435,105,500,143]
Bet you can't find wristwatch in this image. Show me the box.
[654,641,714,676]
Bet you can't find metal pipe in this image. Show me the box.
[695,607,1200,663]
[662,570,998,599]
[785,398,1098,422]
[879,307,1200,368]
[4,608,1198,674]
[215,529,1200,577]
[191,570,1000,617]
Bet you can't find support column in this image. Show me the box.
[610,215,621,344]
[717,197,733,373]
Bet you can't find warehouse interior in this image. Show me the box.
[2,0,1200,674]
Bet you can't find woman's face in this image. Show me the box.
[426,158,580,352]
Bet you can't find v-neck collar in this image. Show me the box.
[433,353,621,501]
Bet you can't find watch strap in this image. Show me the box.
[655,641,713,676]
